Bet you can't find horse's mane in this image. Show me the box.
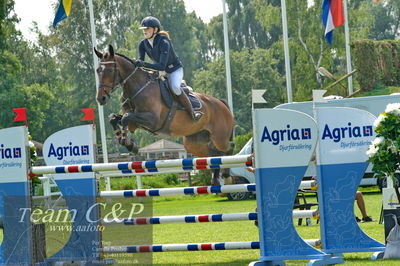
[114,52,155,75]
[115,53,136,66]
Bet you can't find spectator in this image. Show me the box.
[355,191,373,223]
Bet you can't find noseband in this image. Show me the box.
[98,61,139,98]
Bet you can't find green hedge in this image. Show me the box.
[352,40,400,91]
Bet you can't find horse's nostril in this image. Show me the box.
[97,96,106,105]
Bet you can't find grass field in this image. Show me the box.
[99,186,399,265]
[3,185,399,265]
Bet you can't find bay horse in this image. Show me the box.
[94,45,234,185]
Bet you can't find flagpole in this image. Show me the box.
[343,0,353,95]
[281,0,293,103]
[87,0,111,191]
[222,0,234,137]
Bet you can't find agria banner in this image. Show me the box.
[254,109,317,168]
[252,109,324,262]
[315,107,384,253]
[41,125,100,262]
[317,107,374,165]
[43,125,96,180]
[0,126,28,183]
[0,127,33,265]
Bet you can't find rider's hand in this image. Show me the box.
[136,60,144,67]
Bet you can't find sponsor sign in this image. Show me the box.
[316,107,384,253]
[316,107,376,165]
[0,126,28,183]
[43,125,96,180]
[253,109,317,168]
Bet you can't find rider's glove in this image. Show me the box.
[135,60,145,67]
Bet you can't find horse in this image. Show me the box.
[94,45,234,185]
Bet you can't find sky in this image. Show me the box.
[14,0,223,41]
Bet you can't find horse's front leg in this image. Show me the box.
[121,111,158,130]
[109,113,139,153]
[109,113,123,143]
[121,126,139,154]
[119,111,158,153]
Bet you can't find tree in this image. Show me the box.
[369,0,400,40]
[0,0,25,128]
[206,0,271,55]
[253,0,373,101]
[193,48,283,135]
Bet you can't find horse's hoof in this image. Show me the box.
[127,145,138,154]
[126,138,139,154]
[127,144,139,154]
[221,168,230,178]
[211,179,220,186]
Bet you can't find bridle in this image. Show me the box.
[98,60,139,98]
[98,60,155,106]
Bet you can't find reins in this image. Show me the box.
[99,59,155,107]
[99,61,139,94]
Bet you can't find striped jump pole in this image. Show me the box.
[31,154,252,176]
[99,183,256,198]
[102,241,260,253]
[96,163,247,177]
[101,210,318,226]
[102,239,321,253]
[102,212,258,225]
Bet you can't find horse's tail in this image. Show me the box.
[219,98,235,149]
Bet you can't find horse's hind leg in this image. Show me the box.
[209,134,234,156]
[184,131,233,186]
[207,142,233,186]
[183,133,220,186]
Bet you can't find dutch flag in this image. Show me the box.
[322,0,344,44]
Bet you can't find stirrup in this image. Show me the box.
[193,111,203,121]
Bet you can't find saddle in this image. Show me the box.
[159,79,202,110]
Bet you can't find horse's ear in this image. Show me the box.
[94,47,103,59]
[108,44,114,57]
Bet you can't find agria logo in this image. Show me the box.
[48,142,90,160]
[260,125,311,145]
[321,122,373,142]
[0,144,22,159]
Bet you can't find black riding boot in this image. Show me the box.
[177,93,203,121]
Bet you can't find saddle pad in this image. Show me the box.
[159,80,202,110]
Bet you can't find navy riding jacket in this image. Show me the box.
[138,34,183,73]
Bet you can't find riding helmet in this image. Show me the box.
[139,16,161,30]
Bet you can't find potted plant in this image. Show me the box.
[367,103,400,203]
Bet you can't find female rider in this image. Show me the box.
[136,16,202,121]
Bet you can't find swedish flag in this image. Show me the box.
[53,0,73,28]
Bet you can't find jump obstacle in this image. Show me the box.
[100,210,318,226]
[0,107,386,265]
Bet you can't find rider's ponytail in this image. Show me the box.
[158,31,170,40]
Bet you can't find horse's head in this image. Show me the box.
[94,44,120,105]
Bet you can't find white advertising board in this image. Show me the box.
[316,107,376,165]
[43,125,96,180]
[0,126,28,183]
[253,109,317,168]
